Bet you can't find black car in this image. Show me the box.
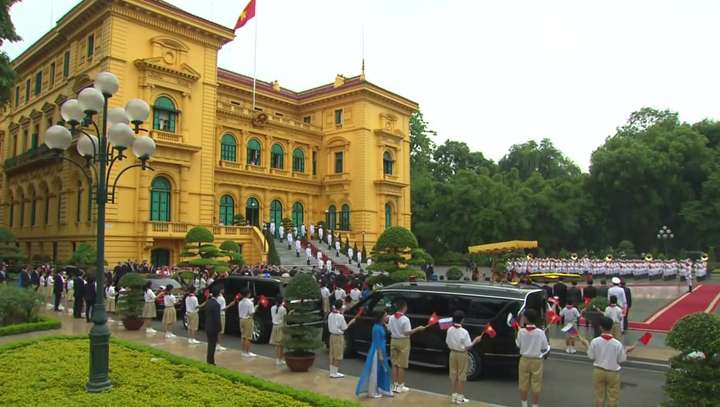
[343,281,547,380]
[199,275,288,343]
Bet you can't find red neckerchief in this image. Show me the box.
[452,323,462,328]
[566,305,574,309]
[394,312,403,318]
[525,324,537,331]
[601,334,614,341]
[331,310,340,314]
[609,304,617,307]
[189,293,195,297]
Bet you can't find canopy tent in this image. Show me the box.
[527,272,584,283]
[467,240,538,254]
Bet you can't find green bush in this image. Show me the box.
[663,313,720,406]
[586,296,609,313]
[0,336,360,407]
[283,273,323,354]
[374,226,418,252]
[434,251,466,266]
[0,317,60,336]
[666,313,720,355]
[220,240,241,253]
[389,269,426,283]
[446,267,463,280]
[0,286,43,326]
[117,273,147,320]
[186,226,214,243]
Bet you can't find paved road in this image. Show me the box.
[154,320,667,407]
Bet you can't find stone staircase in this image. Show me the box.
[272,236,363,275]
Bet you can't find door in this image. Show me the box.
[270,200,282,238]
[151,248,170,267]
[246,198,260,227]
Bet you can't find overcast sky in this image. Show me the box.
[4,0,720,170]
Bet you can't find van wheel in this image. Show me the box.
[251,319,270,344]
[466,350,483,381]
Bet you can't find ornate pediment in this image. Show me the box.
[134,36,201,82]
[134,58,201,82]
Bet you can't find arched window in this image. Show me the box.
[153,96,177,132]
[383,151,394,175]
[246,197,260,227]
[247,138,261,165]
[292,202,304,230]
[292,148,305,173]
[326,205,337,230]
[219,195,235,225]
[385,203,392,229]
[30,189,37,226]
[220,134,237,162]
[271,144,284,169]
[270,200,282,237]
[150,176,171,221]
[340,204,350,231]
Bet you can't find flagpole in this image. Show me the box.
[252,0,258,110]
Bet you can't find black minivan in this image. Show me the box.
[344,281,546,380]
[198,275,288,343]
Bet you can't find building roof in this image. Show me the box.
[217,68,418,109]
[381,281,542,301]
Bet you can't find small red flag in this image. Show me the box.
[428,312,439,326]
[483,324,497,338]
[638,332,653,346]
[546,310,561,325]
[511,318,520,330]
[259,295,269,308]
[356,308,364,318]
[583,297,591,306]
[234,293,241,301]
[203,289,210,300]
[234,0,256,30]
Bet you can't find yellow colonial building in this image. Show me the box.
[0,0,415,266]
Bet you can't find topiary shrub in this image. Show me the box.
[0,286,43,326]
[375,226,418,252]
[186,226,214,244]
[446,267,463,281]
[219,240,241,253]
[117,273,147,320]
[282,273,323,355]
[664,313,720,406]
[265,230,281,266]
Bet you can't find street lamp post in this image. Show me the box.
[45,72,155,393]
[657,225,674,258]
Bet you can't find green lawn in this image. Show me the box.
[0,336,358,407]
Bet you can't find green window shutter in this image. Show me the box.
[220,195,235,225]
[327,205,336,230]
[292,202,303,229]
[87,34,94,58]
[271,144,283,169]
[247,139,261,165]
[335,152,343,174]
[293,149,304,172]
[44,196,50,225]
[341,204,350,231]
[150,177,171,221]
[63,51,70,77]
[31,133,38,149]
[385,204,392,229]
[221,134,237,161]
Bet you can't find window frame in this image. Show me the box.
[340,204,350,231]
[63,50,70,77]
[49,63,55,88]
[270,143,284,169]
[25,79,30,103]
[34,71,42,96]
[152,96,177,133]
[87,33,95,58]
[150,177,172,222]
[383,151,394,175]
[219,194,235,225]
[292,148,305,173]
[334,109,343,125]
[326,205,337,230]
[247,138,262,165]
[334,151,343,174]
[385,203,392,229]
[220,134,237,162]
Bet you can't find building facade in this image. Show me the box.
[0,0,415,266]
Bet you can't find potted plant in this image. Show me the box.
[117,272,147,330]
[282,272,323,372]
[583,296,609,337]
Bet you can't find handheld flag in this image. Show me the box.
[583,297,591,306]
[355,308,364,318]
[638,332,653,346]
[203,289,210,300]
[234,0,256,30]
[428,312,439,326]
[561,323,579,337]
[234,293,241,301]
[546,309,561,325]
[483,324,497,338]
[548,296,559,305]
[506,313,520,330]
[259,295,269,308]
[438,317,453,330]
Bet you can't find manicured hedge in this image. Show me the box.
[0,336,360,407]
[0,316,61,336]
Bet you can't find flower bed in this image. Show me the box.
[0,316,61,336]
[0,336,360,407]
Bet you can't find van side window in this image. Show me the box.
[467,298,509,321]
[254,281,280,299]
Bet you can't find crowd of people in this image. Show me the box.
[506,256,708,281]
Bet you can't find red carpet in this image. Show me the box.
[629,284,720,333]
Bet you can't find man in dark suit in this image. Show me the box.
[53,270,64,311]
[597,279,609,299]
[567,281,582,307]
[73,274,85,319]
[553,281,568,307]
[583,280,597,300]
[30,268,40,291]
[205,289,222,365]
[621,280,632,331]
[84,277,97,322]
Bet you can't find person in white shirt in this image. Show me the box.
[320,283,331,315]
[515,309,549,407]
[319,227,324,242]
[105,284,116,314]
[348,248,354,264]
[607,277,627,308]
[142,281,158,335]
[309,224,315,239]
[279,225,285,241]
[162,285,177,338]
[269,297,287,366]
[335,240,341,257]
[301,224,306,239]
[305,247,312,265]
[66,276,74,314]
[349,286,362,306]
[604,296,624,338]
[295,239,302,258]
[334,286,346,303]
[185,287,200,344]
[579,316,634,407]
[326,259,332,272]
[287,232,293,250]
[388,299,426,393]
[237,287,257,357]
[327,299,358,378]
[214,287,229,351]
[445,310,483,405]
[560,302,581,354]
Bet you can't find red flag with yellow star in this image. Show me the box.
[234,0,256,30]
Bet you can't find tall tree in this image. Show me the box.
[0,0,21,108]
[499,138,580,180]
